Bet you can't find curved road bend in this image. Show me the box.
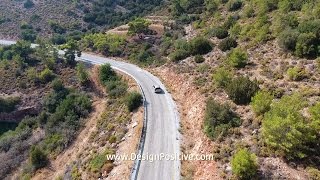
[0,40,181,180]
[80,53,181,180]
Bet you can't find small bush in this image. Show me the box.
[205,0,219,13]
[128,18,151,35]
[298,20,320,37]
[250,91,273,116]
[39,68,55,83]
[105,80,127,97]
[307,167,320,180]
[108,135,117,144]
[49,21,66,34]
[99,64,118,83]
[226,76,259,105]
[204,98,240,139]
[227,48,248,68]
[218,37,237,51]
[295,33,318,58]
[169,49,190,62]
[125,92,143,112]
[30,146,48,170]
[231,148,258,179]
[223,15,239,29]
[24,0,34,9]
[194,55,205,63]
[278,29,299,51]
[212,67,233,88]
[88,150,113,174]
[76,63,89,85]
[189,36,213,55]
[309,102,320,121]
[210,26,229,39]
[243,5,255,18]
[287,67,308,81]
[227,0,243,11]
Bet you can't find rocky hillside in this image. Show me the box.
[0,0,164,43]
[76,0,320,179]
[163,0,320,179]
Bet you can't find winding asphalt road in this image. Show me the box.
[0,40,181,180]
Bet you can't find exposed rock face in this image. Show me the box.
[0,106,40,122]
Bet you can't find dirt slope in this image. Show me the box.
[32,98,106,179]
[152,66,222,180]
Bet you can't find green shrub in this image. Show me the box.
[209,26,229,39]
[76,63,89,85]
[297,19,320,37]
[226,76,259,105]
[128,18,151,35]
[262,94,318,159]
[227,48,248,68]
[194,55,205,63]
[218,37,237,51]
[295,33,318,58]
[39,68,55,83]
[229,23,242,38]
[125,92,143,112]
[227,0,243,11]
[223,15,239,29]
[51,34,66,45]
[0,97,20,113]
[98,63,128,97]
[24,0,34,9]
[243,5,255,18]
[287,67,308,81]
[51,79,66,93]
[204,98,240,139]
[307,167,320,180]
[99,64,118,83]
[212,67,233,88]
[27,67,38,82]
[205,0,219,13]
[88,150,113,173]
[189,36,213,55]
[71,166,81,180]
[273,14,299,35]
[42,134,65,155]
[105,80,127,97]
[255,0,278,14]
[82,33,125,56]
[108,135,117,143]
[231,148,258,179]
[169,49,190,62]
[49,21,66,34]
[309,102,320,121]
[250,91,273,116]
[21,29,37,42]
[278,29,299,51]
[30,146,48,170]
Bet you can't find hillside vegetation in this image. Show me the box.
[0,0,164,44]
[1,0,320,179]
[0,40,95,179]
[166,0,320,179]
[76,0,320,179]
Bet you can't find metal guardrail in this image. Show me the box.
[107,66,147,180]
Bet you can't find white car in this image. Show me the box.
[152,85,162,93]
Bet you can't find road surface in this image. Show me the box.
[0,40,181,180]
